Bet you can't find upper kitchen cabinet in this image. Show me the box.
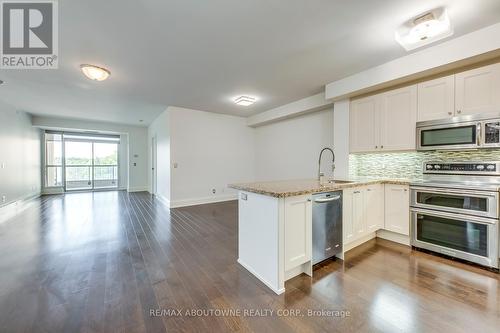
[455,63,500,115]
[417,75,455,121]
[350,85,417,153]
[350,95,379,153]
[379,85,417,151]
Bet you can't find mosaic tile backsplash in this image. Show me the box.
[349,150,500,179]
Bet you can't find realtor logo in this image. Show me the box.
[1,0,58,69]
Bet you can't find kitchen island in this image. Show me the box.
[229,178,412,294]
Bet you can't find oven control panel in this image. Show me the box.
[423,161,500,175]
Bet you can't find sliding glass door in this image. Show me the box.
[93,142,118,189]
[64,140,119,191]
[64,140,93,191]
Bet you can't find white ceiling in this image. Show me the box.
[1,0,500,126]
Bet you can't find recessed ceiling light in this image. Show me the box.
[80,64,111,81]
[395,8,453,51]
[234,95,256,106]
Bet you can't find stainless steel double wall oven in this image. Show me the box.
[410,162,500,269]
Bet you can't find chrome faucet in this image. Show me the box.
[318,147,335,181]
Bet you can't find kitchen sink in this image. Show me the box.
[323,180,354,184]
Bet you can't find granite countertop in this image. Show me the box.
[228,177,414,198]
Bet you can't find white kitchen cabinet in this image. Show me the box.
[284,194,312,271]
[342,188,355,244]
[365,184,384,232]
[342,187,365,244]
[455,63,500,115]
[352,188,365,239]
[379,85,417,151]
[350,85,417,153]
[350,95,379,153]
[384,184,410,236]
[343,185,385,245]
[417,75,455,121]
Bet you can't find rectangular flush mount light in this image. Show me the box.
[234,95,256,106]
[395,8,453,51]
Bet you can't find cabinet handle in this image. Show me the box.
[381,145,384,149]
[457,110,462,114]
[353,191,361,194]
[448,112,452,115]
[375,145,378,149]
[307,199,312,202]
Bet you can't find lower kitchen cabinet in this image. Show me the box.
[343,184,384,245]
[284,194,312,271]
[384,184,410,235]
[343,184,409,246]
[365,184,384,232]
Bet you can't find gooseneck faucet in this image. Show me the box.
[318,147,335,181]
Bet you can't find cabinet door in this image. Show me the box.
[284,195,312,271]
[352,188,365,239]
[350,96,379,153]
[366,184,384,232]
[342,188,355,244]
[384,184,410,235]
[455,63,500,115]
[417,75,455,121]
[379,85,417,151]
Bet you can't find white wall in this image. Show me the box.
[254,108,335,181]
[148,110,170,204]
[168,106,255,207]
[31,116,148,191]
[0,103,41,207]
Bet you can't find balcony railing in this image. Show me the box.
[65,165,118,190]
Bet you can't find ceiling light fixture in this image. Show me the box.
[234,95,256,106]
[80,64,111,81]
[395,8,453,51]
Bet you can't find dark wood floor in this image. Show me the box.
[0,191,499,333]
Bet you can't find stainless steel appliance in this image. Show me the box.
[312,191,342,265]
[410,161,500,268]
[416,113,500,151]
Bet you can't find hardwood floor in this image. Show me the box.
[0,191,499,333]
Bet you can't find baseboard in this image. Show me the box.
[377,229,410,246]
[42,187,64,195]
[127,186,149,192]
[343,232,377,252]
[237,259,285,295]
[154,194,170,208]
[170,194,238,208]
[0,192,41,224]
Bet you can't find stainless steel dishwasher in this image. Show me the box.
[312,191,342,265]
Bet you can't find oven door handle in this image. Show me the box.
[411,208,498,225]
[410,186,498,198]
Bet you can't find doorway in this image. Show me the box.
[151,136,157,195]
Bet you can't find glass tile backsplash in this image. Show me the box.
[349,150,500,179]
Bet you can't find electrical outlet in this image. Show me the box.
[212,188,216,194]
[1,195,6,203]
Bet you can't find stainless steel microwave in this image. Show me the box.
[416,113,500,150]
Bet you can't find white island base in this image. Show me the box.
[237,191,313,295]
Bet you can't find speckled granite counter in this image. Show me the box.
[229,177,414,198]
